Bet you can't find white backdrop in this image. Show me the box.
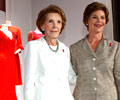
[3,0,113,100]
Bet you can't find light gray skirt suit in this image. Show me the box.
[70,35,120,100]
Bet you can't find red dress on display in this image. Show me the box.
[28,31,44,41]
[0,25,24,100]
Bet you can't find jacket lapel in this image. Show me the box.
[95,37,107,57]
[83,38,97,58]
[82,35,107,58]
[37,36,49,52]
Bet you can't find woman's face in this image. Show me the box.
[87,10,106,34]
[42,12,62,39]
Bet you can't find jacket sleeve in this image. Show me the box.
[70,45,78,74]
[14,27,24,53]
[68,48,77,85]
[68,62,77,85]
[114,43,120,99]
[24,42,37,100]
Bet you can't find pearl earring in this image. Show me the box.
[41,28,45,32]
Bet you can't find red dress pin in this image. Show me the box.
[62,49,64,52]
[109,43,112,47]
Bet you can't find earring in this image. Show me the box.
[41,28,45,32]
[86,24,88,26]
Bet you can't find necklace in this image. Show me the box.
[48,41,59,52]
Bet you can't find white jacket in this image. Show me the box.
[24,37,76,100]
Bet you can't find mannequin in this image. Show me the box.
[27,27,44,41]
[0,20,22,54]
[0,24,12,40]
[5,20,12,26]
[0,20,24,100]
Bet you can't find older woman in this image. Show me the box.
[70,2,120,100]
[24,4,76,100]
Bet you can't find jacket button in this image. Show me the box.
[93,58,96,61]
[94,87,97,91]
[93,67,96,70]
[93,77,96,80]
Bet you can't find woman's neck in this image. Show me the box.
[44,37,57,46]
[87,32,102,43]
[87,32,102,51]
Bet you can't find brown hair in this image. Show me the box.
[83,2,109,28]
[36,4,66,34]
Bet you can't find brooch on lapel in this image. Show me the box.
[109,42,112,47]
[62,49,64,52]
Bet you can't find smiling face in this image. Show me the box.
[41,12,62,40]
[87,10,106,35]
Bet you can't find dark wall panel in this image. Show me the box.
[0,0,5,12]
[112,0,120,42]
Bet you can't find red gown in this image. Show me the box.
[0,25,24,100]
[28,31,44,41]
